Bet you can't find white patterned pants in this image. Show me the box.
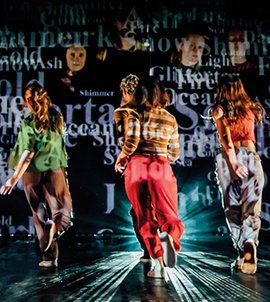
[215,147,264,251]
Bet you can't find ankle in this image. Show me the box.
[153,257,165,269]
[147,266,167,279]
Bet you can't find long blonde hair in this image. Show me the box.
[213,74,265,124]
[24,81,63,133]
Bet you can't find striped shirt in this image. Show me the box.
[122,107,180,163]
[114,107,137,148]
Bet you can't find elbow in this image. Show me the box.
[220,140,234,152]
[168,151,180,163]
[25,157,32,164]
[25,151,35,162]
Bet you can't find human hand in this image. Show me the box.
[115,162,126,174]
[0,177,17,195]
[115,152,128,174]
[232,163,248,179]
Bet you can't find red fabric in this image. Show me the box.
[217,106,256,143]
[230,110,256,143]
[124,155,184,259]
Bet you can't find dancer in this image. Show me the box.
[0,80,73,268]
[212,74,266,274]
[115,76,184,279]
[114,74,151,262]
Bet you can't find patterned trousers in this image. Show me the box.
[215,147,264,251]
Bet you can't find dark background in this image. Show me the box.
[0,0,270,246]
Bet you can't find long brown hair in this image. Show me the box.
[132,76,170,109]
[213,74,266,124]
[24,81,63,133]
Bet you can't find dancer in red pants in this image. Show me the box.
[115,76,184,279]
[114,74,151,262]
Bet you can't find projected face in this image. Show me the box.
[115,20,137,51]
[179,34,206,67]
[227,30,250,63]
[66,45,87,74]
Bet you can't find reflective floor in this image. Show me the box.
[0,236,270,302]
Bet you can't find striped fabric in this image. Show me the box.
[122,108,180,163]
[114,107,137,148]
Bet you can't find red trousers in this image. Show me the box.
[124,155,184,259]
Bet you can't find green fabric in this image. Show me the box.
[9,114,68,172]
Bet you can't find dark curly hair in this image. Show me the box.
[119,74,140,95]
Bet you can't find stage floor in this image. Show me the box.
[0,236,270,302]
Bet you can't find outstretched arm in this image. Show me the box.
[0,150,35,195]
[213,108,248,179]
